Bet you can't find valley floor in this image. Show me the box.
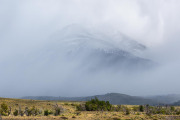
[2,112,180,120]
[0,98,180,120]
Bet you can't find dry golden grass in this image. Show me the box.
[0,97,180,120]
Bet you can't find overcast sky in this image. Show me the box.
[0,0,180,97]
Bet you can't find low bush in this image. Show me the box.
[0,103,8,116]
[84,97,112,111]
[44,109,49,116]
[13,109,18,116]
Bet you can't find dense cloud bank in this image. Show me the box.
[0,0,180,97]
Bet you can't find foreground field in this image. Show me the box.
[0,97,180,120]
[3,112,180,120]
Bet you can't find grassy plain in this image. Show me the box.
[0,97,180,120]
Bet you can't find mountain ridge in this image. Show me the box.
[144,94,180,104]
[21,93,161,105]
[44,24,155,72]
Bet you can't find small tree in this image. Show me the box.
[54,108,60,116]
[44,110,49,116]
[1,103,8,113]
[26,106,39,116]
[84,97,112,111]
[24,107,29,116]
[139,105,144,112]
[125,108,130,115]
[170,106,175,111]
[13,109,18,116]
[0,103,8,116]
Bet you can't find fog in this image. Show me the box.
[0,0,180,98]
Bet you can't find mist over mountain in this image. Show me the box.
[172,100,180,106]
[145,94,180,104]
[0,24,156,98]
[0,0,180,98]
[43,24,154,72]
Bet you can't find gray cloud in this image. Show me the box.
[0,0,180,98]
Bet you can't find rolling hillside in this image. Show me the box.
[145,94,180,104]
[172,100,180,106]
[22,93,160,105]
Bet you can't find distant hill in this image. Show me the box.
[22,93,161,105]
[145,94,180,104]
[172,100,180,106]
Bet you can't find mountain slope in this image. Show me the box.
[172,100,180,106]
[22,93,160,105]
[44,24,155,72]
[145,94,180,104]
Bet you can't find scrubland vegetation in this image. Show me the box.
[0,97,180,120]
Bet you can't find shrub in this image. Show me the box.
[54,108,61,116]
[49,110,54,114]
[132,106,139,112]
[0,103,8,116]
[84,97,112,111]
[71,103,76,106]
[76,104,86,111]
[1,103,8,113]
[0,110,8,116]
[72,115,76,118]
[170,106,175,111]
[25,106,40,116]
[13,109,18,116]
[125,108,130,115]
[139,105,144,112]
[44,110,49,116]
[64,103,69,105]
[176,110,180,115]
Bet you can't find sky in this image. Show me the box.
[0,0,180,97]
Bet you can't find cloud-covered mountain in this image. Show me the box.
[1,0,180,98]
[43,24,154,72]
[0,24,156,97]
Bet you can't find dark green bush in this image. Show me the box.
[125,108,130,115]
[25,106,40,116]
[170,106,175,111]
[13,109,18,116]
[1,103,8,113]
[84,97,112,111]
[44,109,49,116]
[0,103,8,116]
[139,105,144,112]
